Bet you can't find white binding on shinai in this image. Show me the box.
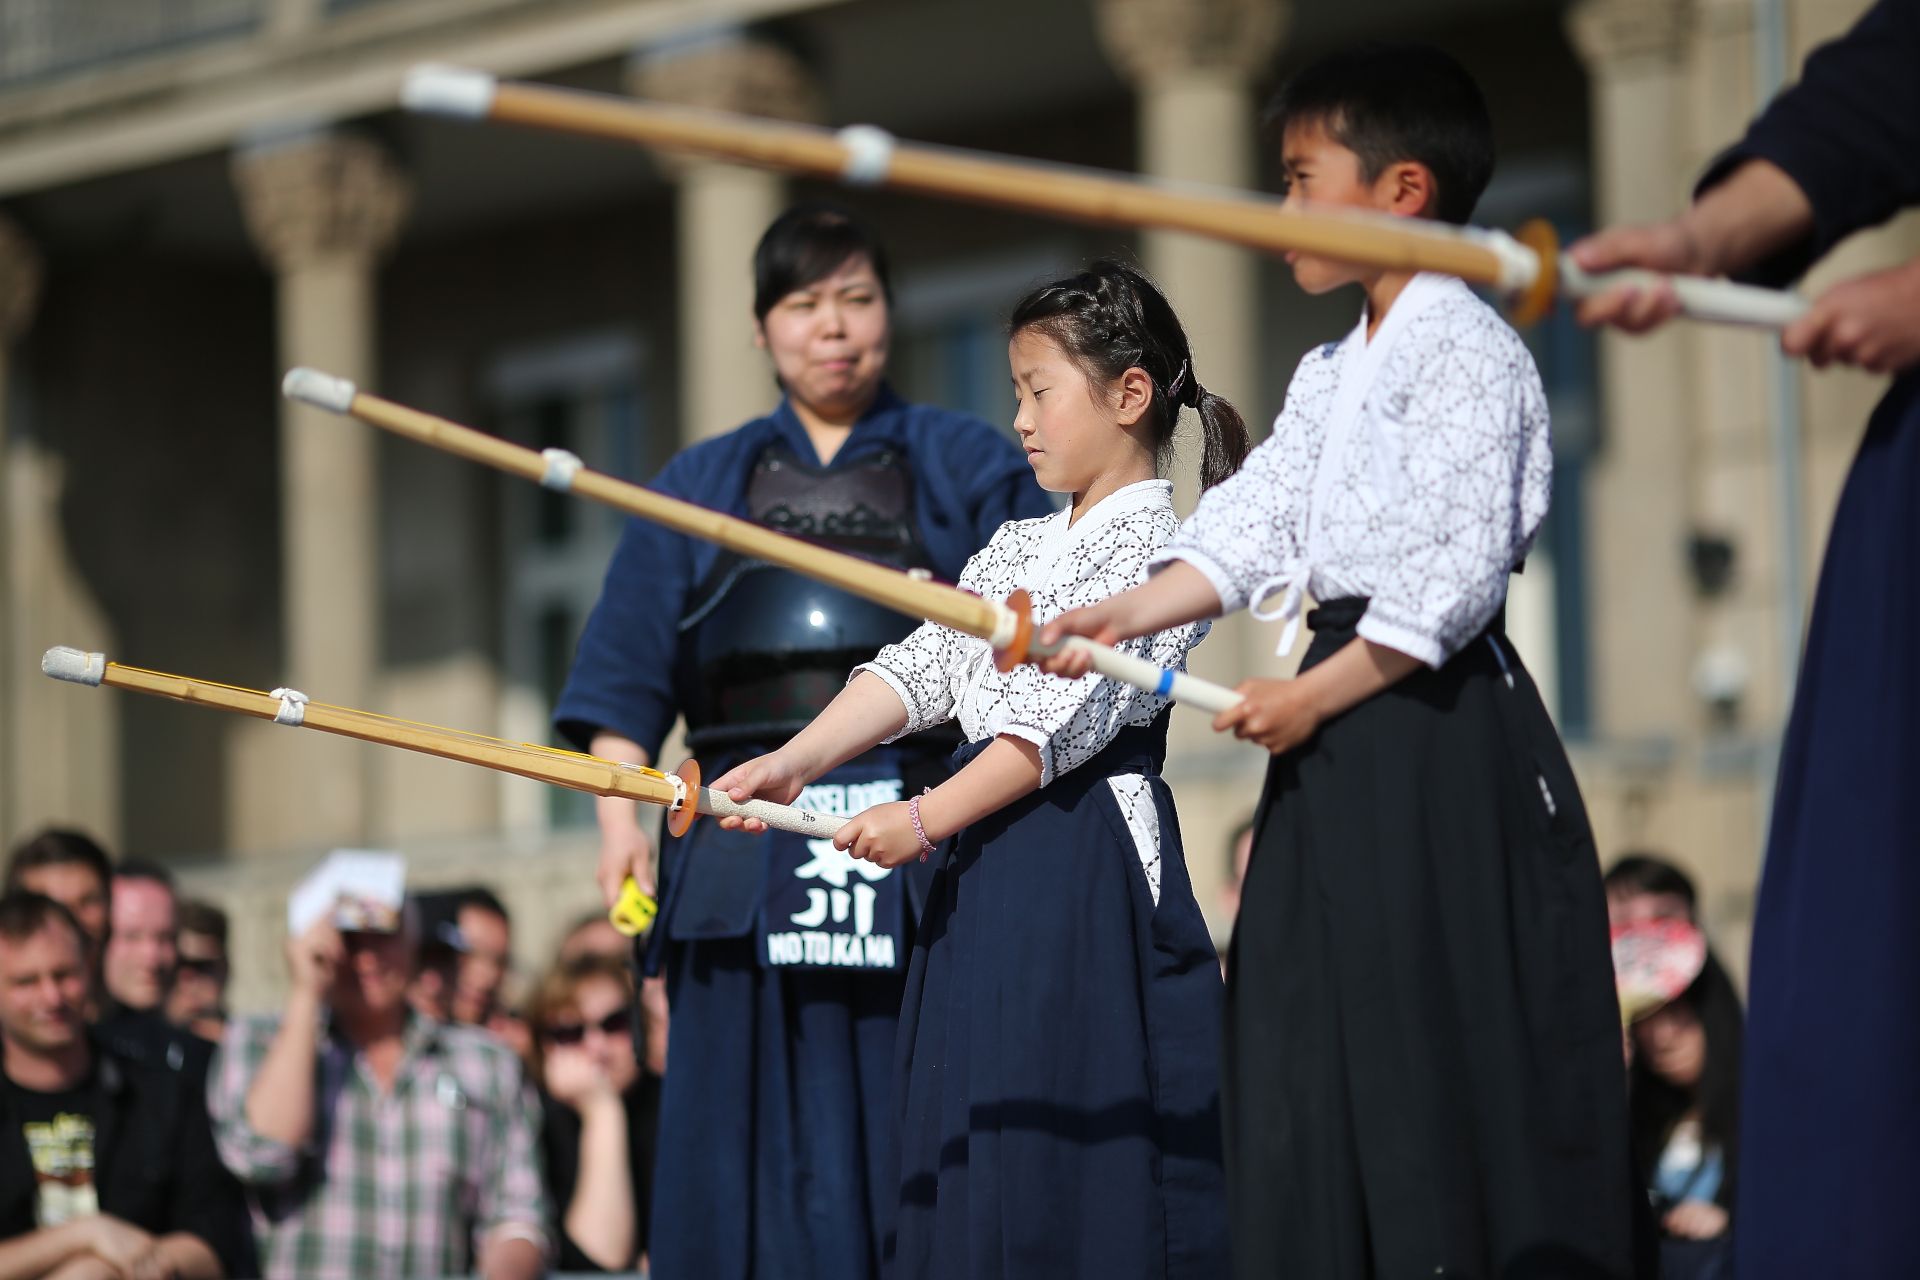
[401,65,499,119]
[269,687,310,727]
[837,125,897,186]
[539,448,584,492]
[281,368,358,413]
[665,771,689,815]
[41,647,106,687]
[1461,226,1541,293]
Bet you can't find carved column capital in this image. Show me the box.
[0,214,44,343]
[1095,0,1289,85]
[627,31,824,124]
[231,132,410,274]
[1567,0,1693,69]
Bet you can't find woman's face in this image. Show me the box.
[754,253,891,419]
[1634,997,1707,1088]
[547,974,639,1093]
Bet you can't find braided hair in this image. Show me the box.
[1008,259,1250,490]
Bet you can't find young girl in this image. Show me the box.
[1041,46,1642,1280]
[714,260,1248,1279]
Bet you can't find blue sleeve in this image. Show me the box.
[1696,0,1920,286]
[551,455,702,756]
[941,414,1053,549]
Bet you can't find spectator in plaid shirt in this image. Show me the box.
[207,907,548,1280]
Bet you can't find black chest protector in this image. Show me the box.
[677,444,933,753]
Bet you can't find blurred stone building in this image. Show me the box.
[0,0,1907,1008]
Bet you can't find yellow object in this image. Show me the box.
[610,877,659,937]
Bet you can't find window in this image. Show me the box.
[889,244,1081,436]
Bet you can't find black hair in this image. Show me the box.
[1008,259,1250,491]
[114,857,175,891]
[0,890,86,950]
[176,898,229,947]
[1629,951,1745,1213]
[753,202,893,322]
[5,828,113,894]
[1604,854,1699,915]
[457,886,509,924]
[1264,43,1495,226]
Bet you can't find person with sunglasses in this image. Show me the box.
[527,953,658,1274]
[167,898,230,1044]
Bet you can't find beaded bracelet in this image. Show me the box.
[907,789,937,863]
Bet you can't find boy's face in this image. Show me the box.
[1279,119,1433,295]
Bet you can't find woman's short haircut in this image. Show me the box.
[753,202,893,321]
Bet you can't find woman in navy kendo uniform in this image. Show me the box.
[553,204,1048,1280]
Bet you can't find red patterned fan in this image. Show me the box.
[1610,919,1708,1026]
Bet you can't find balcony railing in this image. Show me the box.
[0,0,264,89]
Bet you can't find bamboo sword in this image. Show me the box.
[283,369,1246,717]
[401,64,1806,330]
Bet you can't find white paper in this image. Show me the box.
[287,848,407,936]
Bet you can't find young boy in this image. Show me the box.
[1041,44,1648,1280]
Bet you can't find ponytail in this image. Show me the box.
[1192,388,1250,491]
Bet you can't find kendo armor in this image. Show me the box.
[678,444,935,753]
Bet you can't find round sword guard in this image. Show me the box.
[1508,218,1562,328]
[668,758,703,838]
[993,590,1036,673]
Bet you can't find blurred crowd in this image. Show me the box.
[0,828,663,1280]
[0,815,1738,1280]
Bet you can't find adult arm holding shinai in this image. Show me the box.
[1571,0,1920,373]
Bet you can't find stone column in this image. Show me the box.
[1097,0,1286,462]
[231,132,408,851]
[0,213,43,840]
[629,35,824,446]
[0,217,123,846]
[1097,0,1288,941]
[1567,0,1701,743]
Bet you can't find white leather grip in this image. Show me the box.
[1069,638,1244,716]
[697,790,848,839]
[1561,263,1809,330]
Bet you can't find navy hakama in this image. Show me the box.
[554,388,1046,1280]
[856,478,1229,1279]
[1686,7,1920,1274]
[889,722,1227,1280]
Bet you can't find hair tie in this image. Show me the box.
[1165,358,1189,404]
[1165,358,1201,409]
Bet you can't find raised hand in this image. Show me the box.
[285,917,343,998]
[544,1042,618,1110]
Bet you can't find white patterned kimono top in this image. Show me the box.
[857,479,1204,903]
[1154,273,1553,669]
